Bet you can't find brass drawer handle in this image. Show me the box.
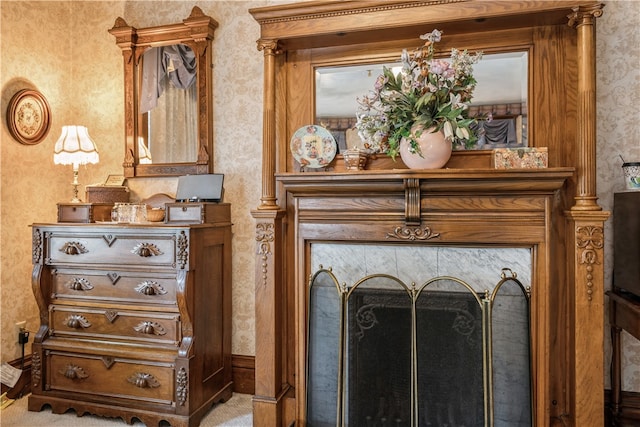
[65,314,91,329]
[133,321,166,336]
[67,277,94,291]
[127,372,160,389]
[59,241,88,255]
[130,243,163,257]
[60,364,89,380]
[134,281,168,296]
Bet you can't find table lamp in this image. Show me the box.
[53,125,99,203]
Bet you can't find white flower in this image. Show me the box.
[443,121,454,140]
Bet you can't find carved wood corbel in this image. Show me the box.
[404,178,421,225]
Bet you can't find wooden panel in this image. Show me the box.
[45,230,177,267]
[47,351,175,404]
[51,268,178,306]
[50,305,180,346]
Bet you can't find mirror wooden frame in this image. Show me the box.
[109,6,217,178]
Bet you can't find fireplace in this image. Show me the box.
[251,2,607,426]
[307,245,532,427]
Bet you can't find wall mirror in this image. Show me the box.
[315,51,529,152]
[110,7,218,178]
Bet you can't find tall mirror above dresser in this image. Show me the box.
[109,6,217,178]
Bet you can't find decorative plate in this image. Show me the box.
[290,125,337,168]
[6,89,51,145]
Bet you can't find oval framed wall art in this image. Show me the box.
[6,89,51,145]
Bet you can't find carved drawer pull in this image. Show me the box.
[60,364,89,380]
[131,243,163,257]
[133,321,166,336]
[65,314,91,329]
[59,241,88,255]
[127,372,160,389]
[134,281,167,296]
[67,277,94,291]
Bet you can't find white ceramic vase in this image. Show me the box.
[399,125,452,169]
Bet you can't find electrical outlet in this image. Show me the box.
[15,320,26,336]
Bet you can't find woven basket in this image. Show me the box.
[146,208,165,222]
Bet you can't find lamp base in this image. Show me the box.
[69,169,83,203]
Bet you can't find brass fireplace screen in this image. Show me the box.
[306,268,532,427]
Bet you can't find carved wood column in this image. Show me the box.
[257,39,279,210]
[566,5,608,426]
[251,210,287,427]
[568,4,604,211]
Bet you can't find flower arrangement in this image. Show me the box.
[355,30,483,159]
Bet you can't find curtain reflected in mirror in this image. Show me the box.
[139,44,198,164]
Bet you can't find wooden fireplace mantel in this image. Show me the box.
[276,168,574,192]
[250,2,608,426]
[278,168,573,426]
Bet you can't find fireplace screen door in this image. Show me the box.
[306,268,532,427]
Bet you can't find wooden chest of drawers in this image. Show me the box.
[28,220,233,427]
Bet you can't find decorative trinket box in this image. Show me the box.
[85,185,130,203]
[165,202,231,224]
[493,147,548,169]
[57,203,114,223]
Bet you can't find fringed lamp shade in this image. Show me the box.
[53,125,99,166]
[53,125,99,202]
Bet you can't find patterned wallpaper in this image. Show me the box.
[1,0,639,391]
[597,0,640,391]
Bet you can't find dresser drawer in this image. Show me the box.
[51,268,177,306]
[50,305,180,346]
[45,230,181,267]
[47,351,175,405]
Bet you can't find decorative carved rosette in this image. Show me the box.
[176,231,188,269]
[256,223,275,287]
[176,367,188,406]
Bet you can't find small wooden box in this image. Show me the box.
[85,185,130,203]
[57,203,114,223]
[165,202,230,224]
[493,147,548,169]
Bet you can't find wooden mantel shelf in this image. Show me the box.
[277,167,574,193]
[277,168,574,231]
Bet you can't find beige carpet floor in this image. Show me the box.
[0,393,253,426]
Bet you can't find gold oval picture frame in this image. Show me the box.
[6,89,51,145]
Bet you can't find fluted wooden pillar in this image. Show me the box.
[569,4,604,211]
[566,4,608,427]
[252,37,288,427]
[257,39,279,210]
